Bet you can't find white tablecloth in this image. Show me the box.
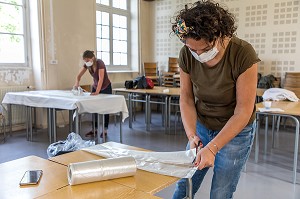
[2,90,128,121]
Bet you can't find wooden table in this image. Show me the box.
[256,101,300,184]
[36,181,162,199]
[0,156,68,199]
[49,142,179,195]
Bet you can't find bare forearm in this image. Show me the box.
[180,98,197,139]
[211,111,252,151]
[95,81,103,93]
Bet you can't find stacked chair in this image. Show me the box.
[144,62,160,86]
[283,72,300,98]
[162,57,180,87]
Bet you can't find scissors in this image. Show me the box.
[192,140,202,164]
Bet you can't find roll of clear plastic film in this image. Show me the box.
[68,156,137,185]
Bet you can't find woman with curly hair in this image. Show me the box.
[171,1,260,198]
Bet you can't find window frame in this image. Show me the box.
[0,0,31,67]
[96,0,131,71]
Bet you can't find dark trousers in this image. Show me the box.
[92,83,112,129]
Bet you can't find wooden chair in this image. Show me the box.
[162,57,180,87]
[283,72,300,98]
[80,84,92,92]
[144,62,159,86]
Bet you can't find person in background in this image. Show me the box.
[171,1,260,198]
[74,50,112,138]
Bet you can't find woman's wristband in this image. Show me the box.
[210,141,219,151]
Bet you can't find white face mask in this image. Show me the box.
[189,41,219,63]
[85,60,93,67]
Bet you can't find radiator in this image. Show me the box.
[0,86,30,125]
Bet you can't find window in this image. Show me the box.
[96,0,130,70]
[0,0,30,66]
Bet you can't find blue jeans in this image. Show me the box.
[172,121,256,199]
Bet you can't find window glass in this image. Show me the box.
[96,0,109,6]
[96,0,129,68]
[0,34,25,63]
[112,0,126,10]
[0,0,28,65]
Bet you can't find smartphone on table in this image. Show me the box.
[19,170,43,186]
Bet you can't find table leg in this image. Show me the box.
[29,107,33,141]
[8,104,12,136]
[102,114,106,142]
[164,96,168,133]
[289,115,299,184]
[146,94,150,131]
[69,110,73,133]
[33,107,37,132]
[271,116,276,148]
[97,114,101,144]
[264,115,268,154]
[75,109,79,134]
[255,114,260,163]
[120,112,122,143]
[168,96,172,134]
[92,114,96,137]
[128,93,132,128]
[184,178,193,199]
[47,108,52,144]
[53,109,57,143]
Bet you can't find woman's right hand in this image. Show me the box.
[188,135,203,149]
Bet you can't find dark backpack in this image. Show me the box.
[257,74,277,89]
[134,76,148,89]
[133,76,154,89]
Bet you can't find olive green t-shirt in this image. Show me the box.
[179,37,260,130]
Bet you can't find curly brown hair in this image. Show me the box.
[171,0,237,43]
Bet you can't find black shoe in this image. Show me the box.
[100,132,108,138]
[85,130,97,137]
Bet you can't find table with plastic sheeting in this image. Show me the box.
[2,90,128,143]
[255,101,300,184]
[49,141,194,198]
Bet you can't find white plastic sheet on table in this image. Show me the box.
[83,142,197,178]
[2,90,129,122]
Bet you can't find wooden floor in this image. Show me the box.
[1,111,300,198]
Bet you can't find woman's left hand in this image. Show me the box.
[90,92,99,96]
[194,147,216,170]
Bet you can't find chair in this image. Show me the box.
[273,72,300,143]
[144,62,160,86]
[162,57,180,87]
[80,84,92,92]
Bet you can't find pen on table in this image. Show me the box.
[192,140,201,164]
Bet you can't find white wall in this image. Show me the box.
[145,0,300,80]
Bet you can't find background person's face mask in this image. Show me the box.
[85,60,93,67]
[189,41,219,63]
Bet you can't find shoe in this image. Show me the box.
[100,131,108,138]
[85,130,97,137]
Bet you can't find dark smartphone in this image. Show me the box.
[19,170,43,186]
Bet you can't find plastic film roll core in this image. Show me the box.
[68,156,137,185]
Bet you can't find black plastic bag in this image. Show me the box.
[124,80,134,89]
